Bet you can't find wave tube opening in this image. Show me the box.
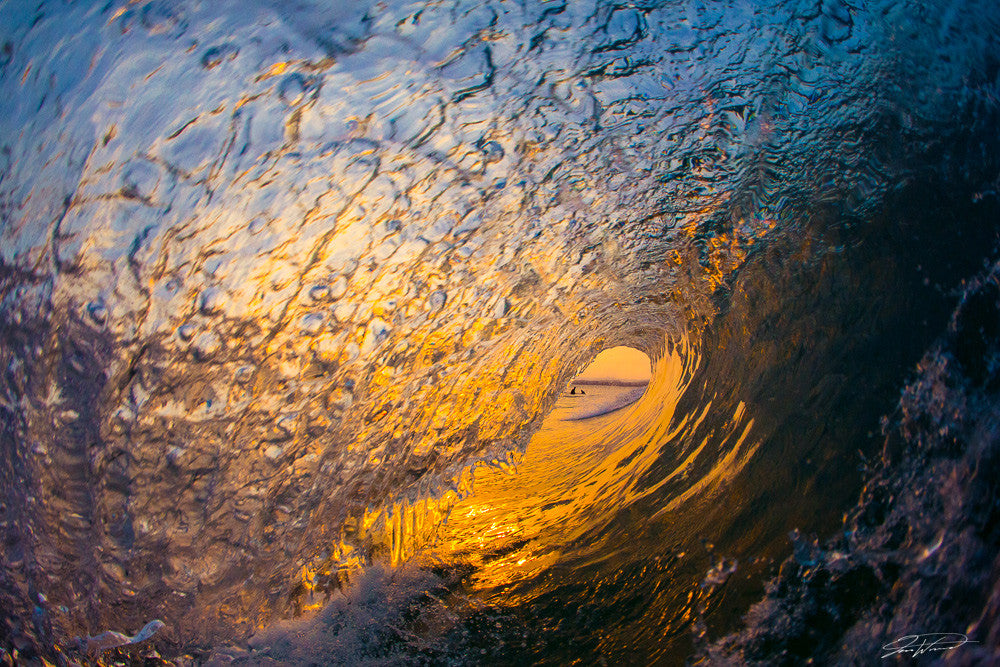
[564,345,652,419]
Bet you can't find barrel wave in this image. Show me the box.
[1,0,999,664]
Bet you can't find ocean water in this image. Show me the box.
[1,0,999,664]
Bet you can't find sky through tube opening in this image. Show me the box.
[572,346,652,386]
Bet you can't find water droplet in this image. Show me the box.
[330,277,348,299]
[178,323,197,341]
[301,312,325,334]
[234,366,254,384]
[86,301,107,326]
[332,303,352,322]
[480,140,504,163]
[370,318,390,343]
[279,73,309,106]
[141,2,185,35]
[199,288,222,315]
[121,160,160,200]
[192,332,220,359]
[374,239,398,261]
[309,284,331,301]
[429,290,447,310]
[383,219,402,236]
[201,43,238,69]
[454,213,482,236]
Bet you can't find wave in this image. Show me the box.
[706,259,1000,665]
[564,385,647,420]
[1,0,999,663]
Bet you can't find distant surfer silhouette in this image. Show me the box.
[571,387,576,395]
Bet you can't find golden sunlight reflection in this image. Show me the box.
[421,343,690,601]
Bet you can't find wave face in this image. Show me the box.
[1,0,999,662]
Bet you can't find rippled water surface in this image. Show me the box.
[1,0,1000,664]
